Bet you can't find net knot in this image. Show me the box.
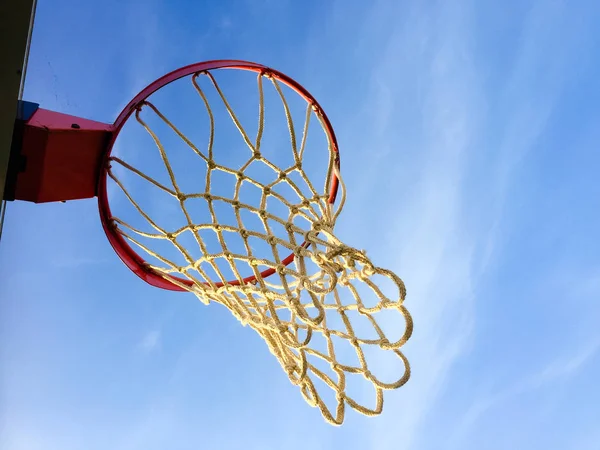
[298,275,310,289]
[236,171,245,180]
[312,221,325,232]
[311,249,343,272]
[278,171,287,180]
[263,186,271,195]
[361,263,376,278]
[285,363,299,378]
[379,338,393,350]
[253,150,262,159]
[207,160,216,170]
[293,246,305,257]
[356,306,369,315]
[325,245,368,272]
[192,289,211,305]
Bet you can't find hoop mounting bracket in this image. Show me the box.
[4,100,112,203]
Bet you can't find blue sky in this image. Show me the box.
[2,0,600,448]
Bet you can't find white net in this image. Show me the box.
[107,68,412,425]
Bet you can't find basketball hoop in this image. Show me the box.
[4,60,412,425]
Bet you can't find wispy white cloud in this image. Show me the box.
[450,337,600,446]
[536,340,600,383]
[334,0,596,446]
[139,329,161,353]
[343,1,482,447]
[478,0,592,273]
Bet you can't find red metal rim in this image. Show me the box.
[98,60,340,291]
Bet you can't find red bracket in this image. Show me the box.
[5,103,113,203]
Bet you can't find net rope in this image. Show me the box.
[107,70,413,425]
